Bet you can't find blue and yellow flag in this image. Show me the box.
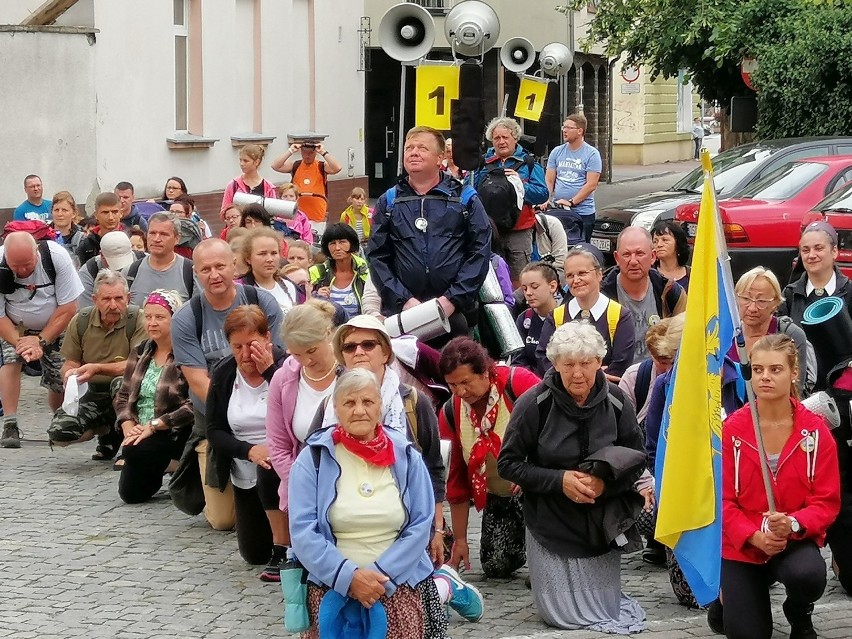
[654,150,739,606]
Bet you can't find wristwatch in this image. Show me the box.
[790,517,802,534]
[38,336,48,350]
[567,199,576,208]
[321,151,329,157]
[150,418,162,432]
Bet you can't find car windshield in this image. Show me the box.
[815,180,852,211]
[670,146,776,196]
[736,162,827,200]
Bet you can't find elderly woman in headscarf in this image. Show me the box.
[289,369,435,639]
[498,321,647,634]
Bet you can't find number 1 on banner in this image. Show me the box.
[514,76,549,121]
[416,65,460,130]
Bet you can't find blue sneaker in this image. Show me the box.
[434,564,484,622]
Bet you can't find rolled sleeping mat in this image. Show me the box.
[384,298,451,342]
[233,192,297,219]
[479,263,505,304]
[483,302,524,358]
[801,296,852,383]
[801,391,841,430]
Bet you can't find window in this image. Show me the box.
[174,0,188,131]
[407,0,449,13]
[757,146,829,178]
[738,162,827,201]
[676,70,693,134]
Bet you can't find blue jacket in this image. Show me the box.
[288,426,435,598]
[472,146,550,206]
[368,173,492,315]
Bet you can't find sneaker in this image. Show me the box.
[642,546,667,565]
[1,422,21,449]
[706,598,724,635]
[435,564,484,622]
[783,599,817,639]
[259,554,285,582]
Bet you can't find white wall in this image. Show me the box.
[0,29,97,207]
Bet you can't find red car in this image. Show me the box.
[675,156,852,281]
[799,180,852,279]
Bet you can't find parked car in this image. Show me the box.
[591,137,852,263]
[674,156,852,282]
[798,180,852,279]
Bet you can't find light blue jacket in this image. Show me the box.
[288,426,434,598]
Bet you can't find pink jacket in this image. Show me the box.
[221,176,278,211]
[266,357,305,511]
[285,210,315,244]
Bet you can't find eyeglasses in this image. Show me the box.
[341,339,381,354]
[736,295,776,309]
[562,126,580,131]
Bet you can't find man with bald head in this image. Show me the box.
[169,238,284,530]
[602,226,686,363]
[0,232,84,448]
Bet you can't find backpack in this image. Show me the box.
[553,300,622,344]
[3,220,57,242]
[634,358,655,414]
[177,218,204,250]
[384,180,477,220]
[531,383,625,436]
[76,304,141,343]
[272,217,301,241]
[0,241,57,296]
[84,251,147,281]
[124,256,195,298]
[475,156,535,233]
[291,160,328,198]
[545,207,585,245]
[189,285,259,342]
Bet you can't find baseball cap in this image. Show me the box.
[100,231,135,271]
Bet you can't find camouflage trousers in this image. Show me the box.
[47,378,122,445]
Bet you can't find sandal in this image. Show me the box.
[91,444,118,462]
[112,456,125,471]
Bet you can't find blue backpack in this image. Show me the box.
[384,181,477,218]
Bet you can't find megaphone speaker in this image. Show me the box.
[540,42,573,77]
[444,0,500,57]
[378,3,435,63]
[500,37,535,74]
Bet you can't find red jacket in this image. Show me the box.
[722,400,840,564]
[438,364,540,504]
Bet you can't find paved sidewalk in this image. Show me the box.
[2,377,849,638]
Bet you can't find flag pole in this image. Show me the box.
[701,149,777,513]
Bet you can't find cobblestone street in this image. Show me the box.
[2,378,849,638]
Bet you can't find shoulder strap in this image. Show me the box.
[606,300,622,344]
[608,384,624,418]
[191,295,203,343]
[39,242,56,284]
[243,284,260,306]
[553,304,567,327]
[76,306,95,341]
[182,258,194,295]
[535,214,552,245]
[504,367,519,406]
[635,358,654,412]
[86,257,100,279]
[383,186,398,211]
[125,306,140,343]
[534,387,554,437]
[441,395,462,434]
[125,258,142,286]
[319,160,328,188]
[403,388,421,452]
[458,185,477,209]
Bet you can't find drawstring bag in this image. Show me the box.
[280,559,309,633]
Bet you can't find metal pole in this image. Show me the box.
[735,328,778,512]
[397,64,408,176]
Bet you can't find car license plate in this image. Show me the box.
[591,237,611,252]
[687,223,698,237]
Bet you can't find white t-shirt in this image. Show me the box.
[259,280,297,316]
[0,240,84,330]
[226,370,270,489]
[292,375,336,443]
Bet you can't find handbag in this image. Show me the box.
[280,559,310,633]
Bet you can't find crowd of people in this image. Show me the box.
[1,117,849,639]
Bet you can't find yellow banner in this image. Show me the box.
[415,65,460,130]
[514,76,549,121]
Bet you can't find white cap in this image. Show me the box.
[100,231,134,271]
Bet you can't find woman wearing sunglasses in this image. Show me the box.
[728,267,814,396]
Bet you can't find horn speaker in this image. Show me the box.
[539,41,573,77]
[378,3,435,63]
[500,37,535,74]
[444,0,500,57]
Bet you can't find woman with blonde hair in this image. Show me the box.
[221,143,277,211]
[240,228,298,315]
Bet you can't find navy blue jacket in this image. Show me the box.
[368,174,492,315]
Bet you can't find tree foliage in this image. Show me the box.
[559,0,852,137]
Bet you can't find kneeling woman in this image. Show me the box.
[289,369,435,639]
[115,290,194,503]
[721,334,840,639]
[498,321,647,633]
[206,306,289,579]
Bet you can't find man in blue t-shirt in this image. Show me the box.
[545,114,602,242]
[13,174,52,222]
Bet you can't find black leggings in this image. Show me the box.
[118,431,186,504]
[721,541,827,639]
[233,466,281,565]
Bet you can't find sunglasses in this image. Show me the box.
[341,339,381,354]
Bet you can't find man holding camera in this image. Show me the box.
[271,138,342,236]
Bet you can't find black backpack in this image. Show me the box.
[476,155,535,233]
[0,241,56,295]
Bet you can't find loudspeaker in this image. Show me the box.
[378,3,435,63]
[539,42,573,77]
[444,0,500,57]
[500,37,535,74]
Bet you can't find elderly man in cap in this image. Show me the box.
[47,269,147,458]
[0,232,83,449]
[271,135,342,235]
[77,231,143,308]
